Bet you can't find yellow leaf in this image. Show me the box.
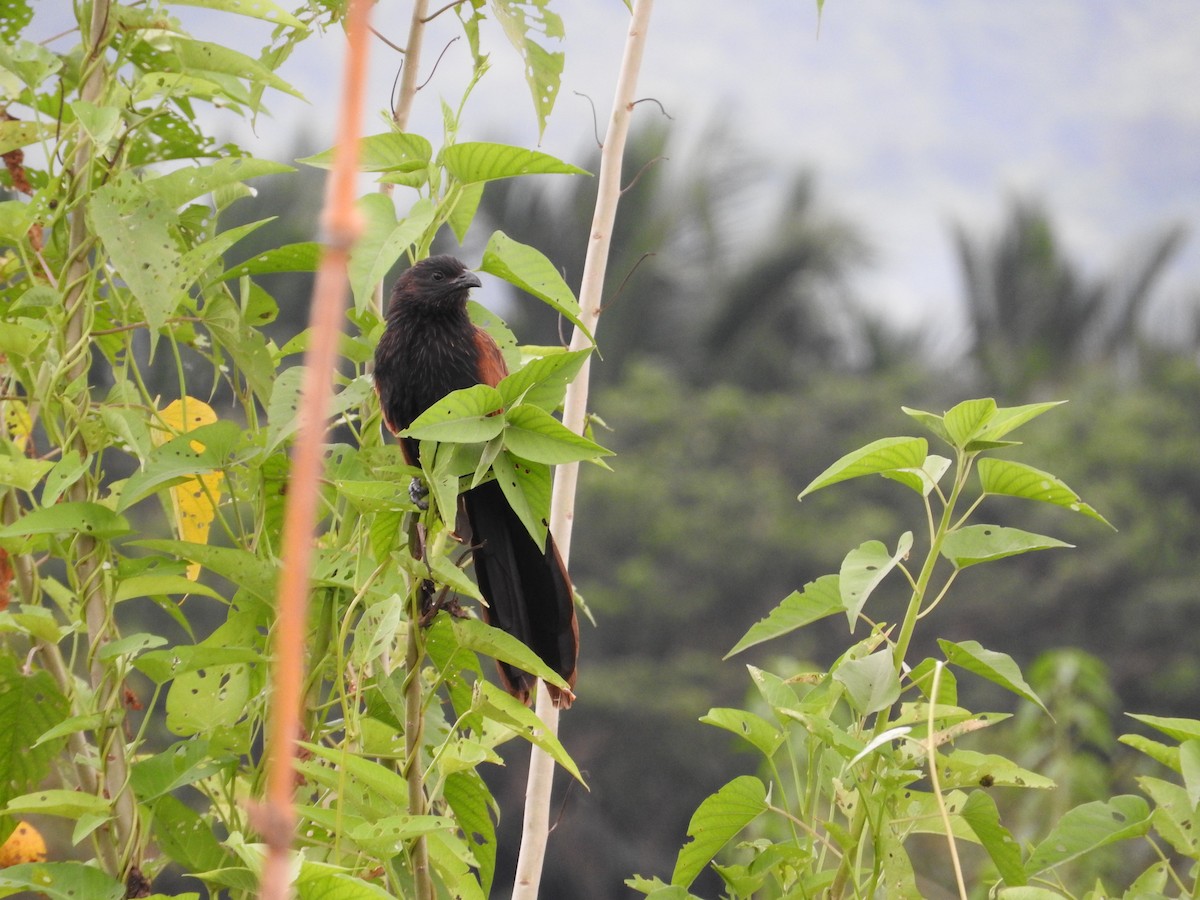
[3,400,33,452]
[154,399,225,580]
[0,820,47,867]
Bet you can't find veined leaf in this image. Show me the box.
[146,157,292,209]
[497,348,592,410]
[0,502,130,541]
[798,437,928,499]
[960,791,1027,885]
[218,241,321,280]
[976,400,1066,442]
[491,450,551,550]
[475,682,583,783]
[833,649,902,715]
[726,574,842,657]
[441,143,586,184]
[1125,712,1200,744]
[348,195,435,311]
[1138,775,1200,856]
[671,776,767,889]
[944,398,997,447]
[480,231,590,338]
[298,132,432,173]
[502,405,612,465]
[939,639,1048,715]
[167,37,302,99]
[0,862,124,900]
[490,0,565,136]
[700,708,785,759]
[977,458,1112,528]
[939,525,1072,568]
[401,384,505,444]
[450,617,570,693]
[1025,795,1150,875]
[839,532,912,631]
[935,749,1055,790]
[169,0,305,29]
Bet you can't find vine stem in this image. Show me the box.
[59,0,141,880]
[258,0,370,897]
[511,3,656,897]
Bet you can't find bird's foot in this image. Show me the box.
[408,476,429,510]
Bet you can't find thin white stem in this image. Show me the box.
[512,2,655,898]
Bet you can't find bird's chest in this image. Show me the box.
[388,317,482,423]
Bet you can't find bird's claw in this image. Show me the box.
[409,477,429,510]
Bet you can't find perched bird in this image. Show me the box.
[374,255,578,707]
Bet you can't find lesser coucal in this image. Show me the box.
[374,255,578,707]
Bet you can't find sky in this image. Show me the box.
[28,1,1200,344]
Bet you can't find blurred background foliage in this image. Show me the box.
[220,121,1199,897]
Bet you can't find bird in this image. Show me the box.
[373,254,578,708]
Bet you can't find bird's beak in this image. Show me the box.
[456,270,483,290]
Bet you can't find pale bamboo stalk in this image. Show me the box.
[511,3,656,897]
[258,1,371,897]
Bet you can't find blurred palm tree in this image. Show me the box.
[953,197,1187,396]
[473,119,875,390]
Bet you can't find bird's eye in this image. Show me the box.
[431,271,445,282]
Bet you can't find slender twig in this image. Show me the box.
[927,663,968,900]
[511,4,656,898]
[257,0,370,897]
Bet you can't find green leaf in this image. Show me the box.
[151,794,230,875]
[832,649,901,715]
[502,405,612,464]
[0,501,130,541]
[3,788,110,819]
[1125,713,1200,744]
[491,450,551,550]
[118,420,242,510]
[0,453,53,492]
[876,823,921,899]
[219,241,321,280]
[476,682,583,783]
[479,231,591,338]
[700,708,785,759]
[726,574,842,657]
[0,657,68,814]
[166,657,252,736]
[401,384,505,443]
[347,815,457,857]
[671,776,768,888]
[442,143,585,184]
[936,749,1055,790]
[133,540,277,606]
[0,863,124,900]
[443,771,497,896]
[939,639,1048,714]
[1137,775,1199,857]
[1025,795,1151,874]
[447,180,484,243]
[169,0,305,28]
[1117,733,1179,772]
[497,348,592,410]
[901,406,953,446]
[977,458,1113,528]
[298,132,432,173]
[881,453,951,496]
[348,195,435,312]
[130,739,228,802]
[960,791,1027,885]
[944,398,998,447]
[939,525,1072,568]
[839,532,912,631]
[976,400,1066,442]
[147,157,292,209]
[167,37,302,99]
[489,0,566,136]
[449,617,571,693]
[1179,739,1200,810]
[798,437,928,499]
[133,645,262,685]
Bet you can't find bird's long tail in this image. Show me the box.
[463,480,579,707]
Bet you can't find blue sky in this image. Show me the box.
[29,1,1200,343]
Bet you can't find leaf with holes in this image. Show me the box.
[833,649,902,716]
[0,862,124,900]
[700,708,785,759]
[490,0,566,135]
[960,791,1027,885]
[1025,795,1151,875]
[726,574,843,657]
[940,525,1072,568]
[402,384,505,444]
[0,656,68,817]
[0,502,130,544]
[491,450,551,550]
[480,231,590,339]
[839,532,912,631]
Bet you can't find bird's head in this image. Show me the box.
[387,255,482,316]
